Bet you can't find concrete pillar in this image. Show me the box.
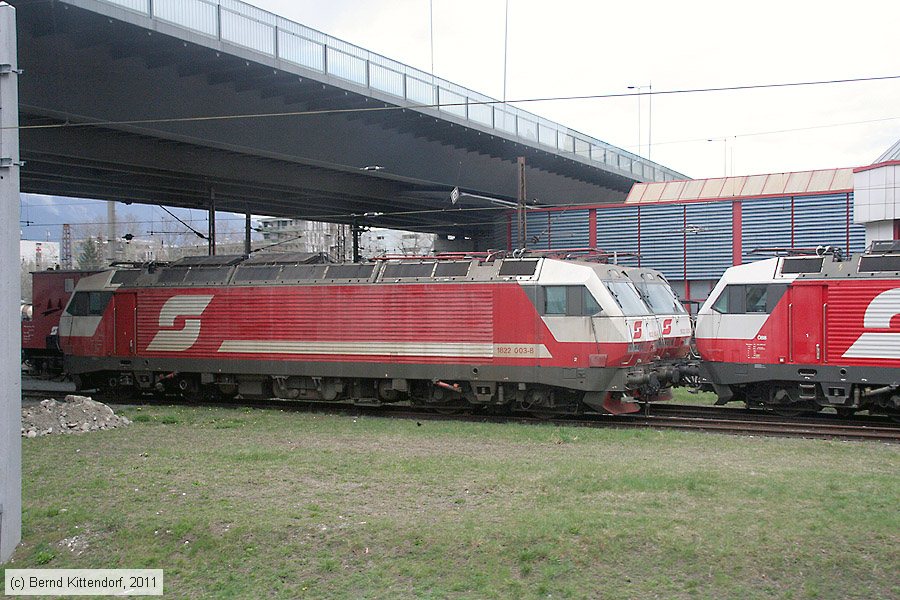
[0,1,22,564]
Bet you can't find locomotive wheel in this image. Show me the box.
[431,401,469,415]
[769,404,809,418]
[174,376,201,402]
[97,376,132,403]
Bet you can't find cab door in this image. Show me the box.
[114,292,137,357]
[790,284,825,364]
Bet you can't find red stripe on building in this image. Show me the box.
[732,200,742,266]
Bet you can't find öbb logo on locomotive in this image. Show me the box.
[842,288,900,359]
[145,295,213,352]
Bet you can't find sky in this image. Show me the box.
[251,0,900,179]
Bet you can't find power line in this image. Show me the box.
[8,74,900,132]
[158,205,207,240]
[19,202,532,230]
[648,115,900,148]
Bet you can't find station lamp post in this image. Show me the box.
[707,137,729,177]
[627,82,652,159]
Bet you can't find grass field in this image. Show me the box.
[3,404,898,599]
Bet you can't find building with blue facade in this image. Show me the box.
[499,167,866,309]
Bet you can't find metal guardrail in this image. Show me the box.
[99,0,685,183]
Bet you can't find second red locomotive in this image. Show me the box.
[695,243,900,419]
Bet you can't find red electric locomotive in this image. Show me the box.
[695,243,900,418]
[58,253,680,415]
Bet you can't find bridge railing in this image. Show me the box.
[102,0,683,183]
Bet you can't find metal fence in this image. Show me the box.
[97,0,682,183]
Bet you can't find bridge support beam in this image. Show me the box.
[0,1,22,564]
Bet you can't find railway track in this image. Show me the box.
[21,383,900,443]
[604,412,899,443]
[376,408,900,443]
[644,402,895,427]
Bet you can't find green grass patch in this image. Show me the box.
[3,405,898,599]
[672,385,718,405]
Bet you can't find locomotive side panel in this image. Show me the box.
[134,283,504,365]
[826,280,900,367]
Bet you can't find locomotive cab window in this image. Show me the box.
[746,285,768,313]
[65,291,112,316]
[544,286,567,315]
[540,286,603,316]
[711,287,730,313]
[711,284,788,314]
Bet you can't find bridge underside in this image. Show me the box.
[14,0,643,238]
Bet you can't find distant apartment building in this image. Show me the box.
[257,218,349,260]
[362,228,434,257]
[257,218,434,259]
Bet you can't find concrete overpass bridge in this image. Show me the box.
[9,0,685,238]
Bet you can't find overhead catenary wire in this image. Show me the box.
[157,205,207,240]
[7,74,900,132]
[21,200,559,234]
[649,115,900,148]
[23,203,518,230]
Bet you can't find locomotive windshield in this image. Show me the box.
[639,282,687,314]
[64,291,112,317]
[603,281,650,316]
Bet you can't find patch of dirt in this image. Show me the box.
[22,395,132,437]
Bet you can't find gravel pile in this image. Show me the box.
[22,395,132,437]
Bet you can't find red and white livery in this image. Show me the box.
[695,243,900,418]
[626,267,692,361]
[59,253,679,414]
